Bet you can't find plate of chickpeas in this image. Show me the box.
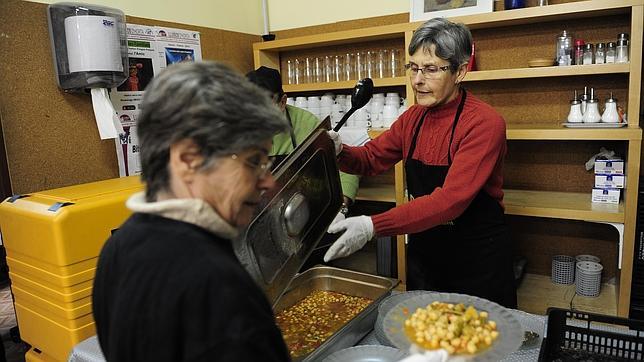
[382,293,523,361]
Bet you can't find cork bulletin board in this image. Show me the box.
[0,0,260,194]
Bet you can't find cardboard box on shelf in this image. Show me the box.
[595,174,625,189]
[591,188,621,204]
[594,160,624,175]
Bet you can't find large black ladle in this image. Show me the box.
[332,78,374,132]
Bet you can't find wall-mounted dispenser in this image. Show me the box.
[47,3,128,92]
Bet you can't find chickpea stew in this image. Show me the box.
[404,301,499,355]
[275,290,372,358]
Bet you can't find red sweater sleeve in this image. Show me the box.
[340,94,506,237]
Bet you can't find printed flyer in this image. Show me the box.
[110,24,201,177]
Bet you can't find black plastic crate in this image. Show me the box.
[539,307,644,361]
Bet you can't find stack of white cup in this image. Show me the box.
[285,92,405,129]
[307,96,320,118]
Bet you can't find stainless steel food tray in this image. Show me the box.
[274,266,399,362]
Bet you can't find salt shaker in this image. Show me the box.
[605,42,616,63]
[601,92,620,123]
[582,43,594,65]
[556,30,573,66]
[616,33,629,63]
[594,43,606,64]
[567,90,584,123]
[582,88,601,123]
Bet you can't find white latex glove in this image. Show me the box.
[329,210,345,226]
[323,215,374,262]
[397,347,449,362]
[327,130,343,156]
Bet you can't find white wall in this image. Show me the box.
[28,0,265,34]
[28,0,410,34]
[266,0,409,32]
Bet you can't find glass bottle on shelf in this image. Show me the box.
[555,30,573,66]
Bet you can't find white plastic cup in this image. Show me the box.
[295,96,308,109]
[307,96,321,108]
[286,97,295,106]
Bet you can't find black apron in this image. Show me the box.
[404,90,517,308]
[270,109,298,171]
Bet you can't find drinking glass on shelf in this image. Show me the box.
[304,57,312,83]
[333,55,342,82]
[377,49,388,79]
[294,58,301,84]
[324,55,333,82]
[389,49,401,77]
[355,51,366,80]
[314,57,323,83]
[286,59,295,85]
[366,50,375,79]
[344,53,354,81]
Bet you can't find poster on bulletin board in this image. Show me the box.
[110,24,202,177]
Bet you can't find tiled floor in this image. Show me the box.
[0,286,27,362]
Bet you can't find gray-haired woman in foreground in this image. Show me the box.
[92,61,291,362]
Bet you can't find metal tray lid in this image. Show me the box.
[235,118,343,307]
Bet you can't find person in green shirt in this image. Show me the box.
[246,66,359,216]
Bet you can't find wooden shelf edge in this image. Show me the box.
[464,63,629,82]
[504,189,624,223]
[283,77,406,93]
[507,124,642,140]
[367,126,642,141]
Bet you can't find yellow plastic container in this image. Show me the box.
[0,176,143,361]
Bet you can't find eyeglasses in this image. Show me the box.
[404,63,451,79]
[231,154,274,179]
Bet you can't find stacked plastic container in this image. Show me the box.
[551,254,603,297]
[0,177,142,361]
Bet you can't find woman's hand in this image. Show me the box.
[327,131,343,156]
[323,215,374,262]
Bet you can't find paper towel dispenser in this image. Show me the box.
[47,3,128,92]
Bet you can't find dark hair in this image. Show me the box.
[137,61,288,200]
[409,18,472,72]
[246,66,284,99]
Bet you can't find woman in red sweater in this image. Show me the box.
[325,18,517,308]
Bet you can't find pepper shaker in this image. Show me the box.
[567,90,584,123]
[601,92,620,123]
[582,88,601,123]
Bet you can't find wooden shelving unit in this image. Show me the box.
[254,0,644,317]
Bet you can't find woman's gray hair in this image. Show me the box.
[408,18,472,72]
[137,61,288,200]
